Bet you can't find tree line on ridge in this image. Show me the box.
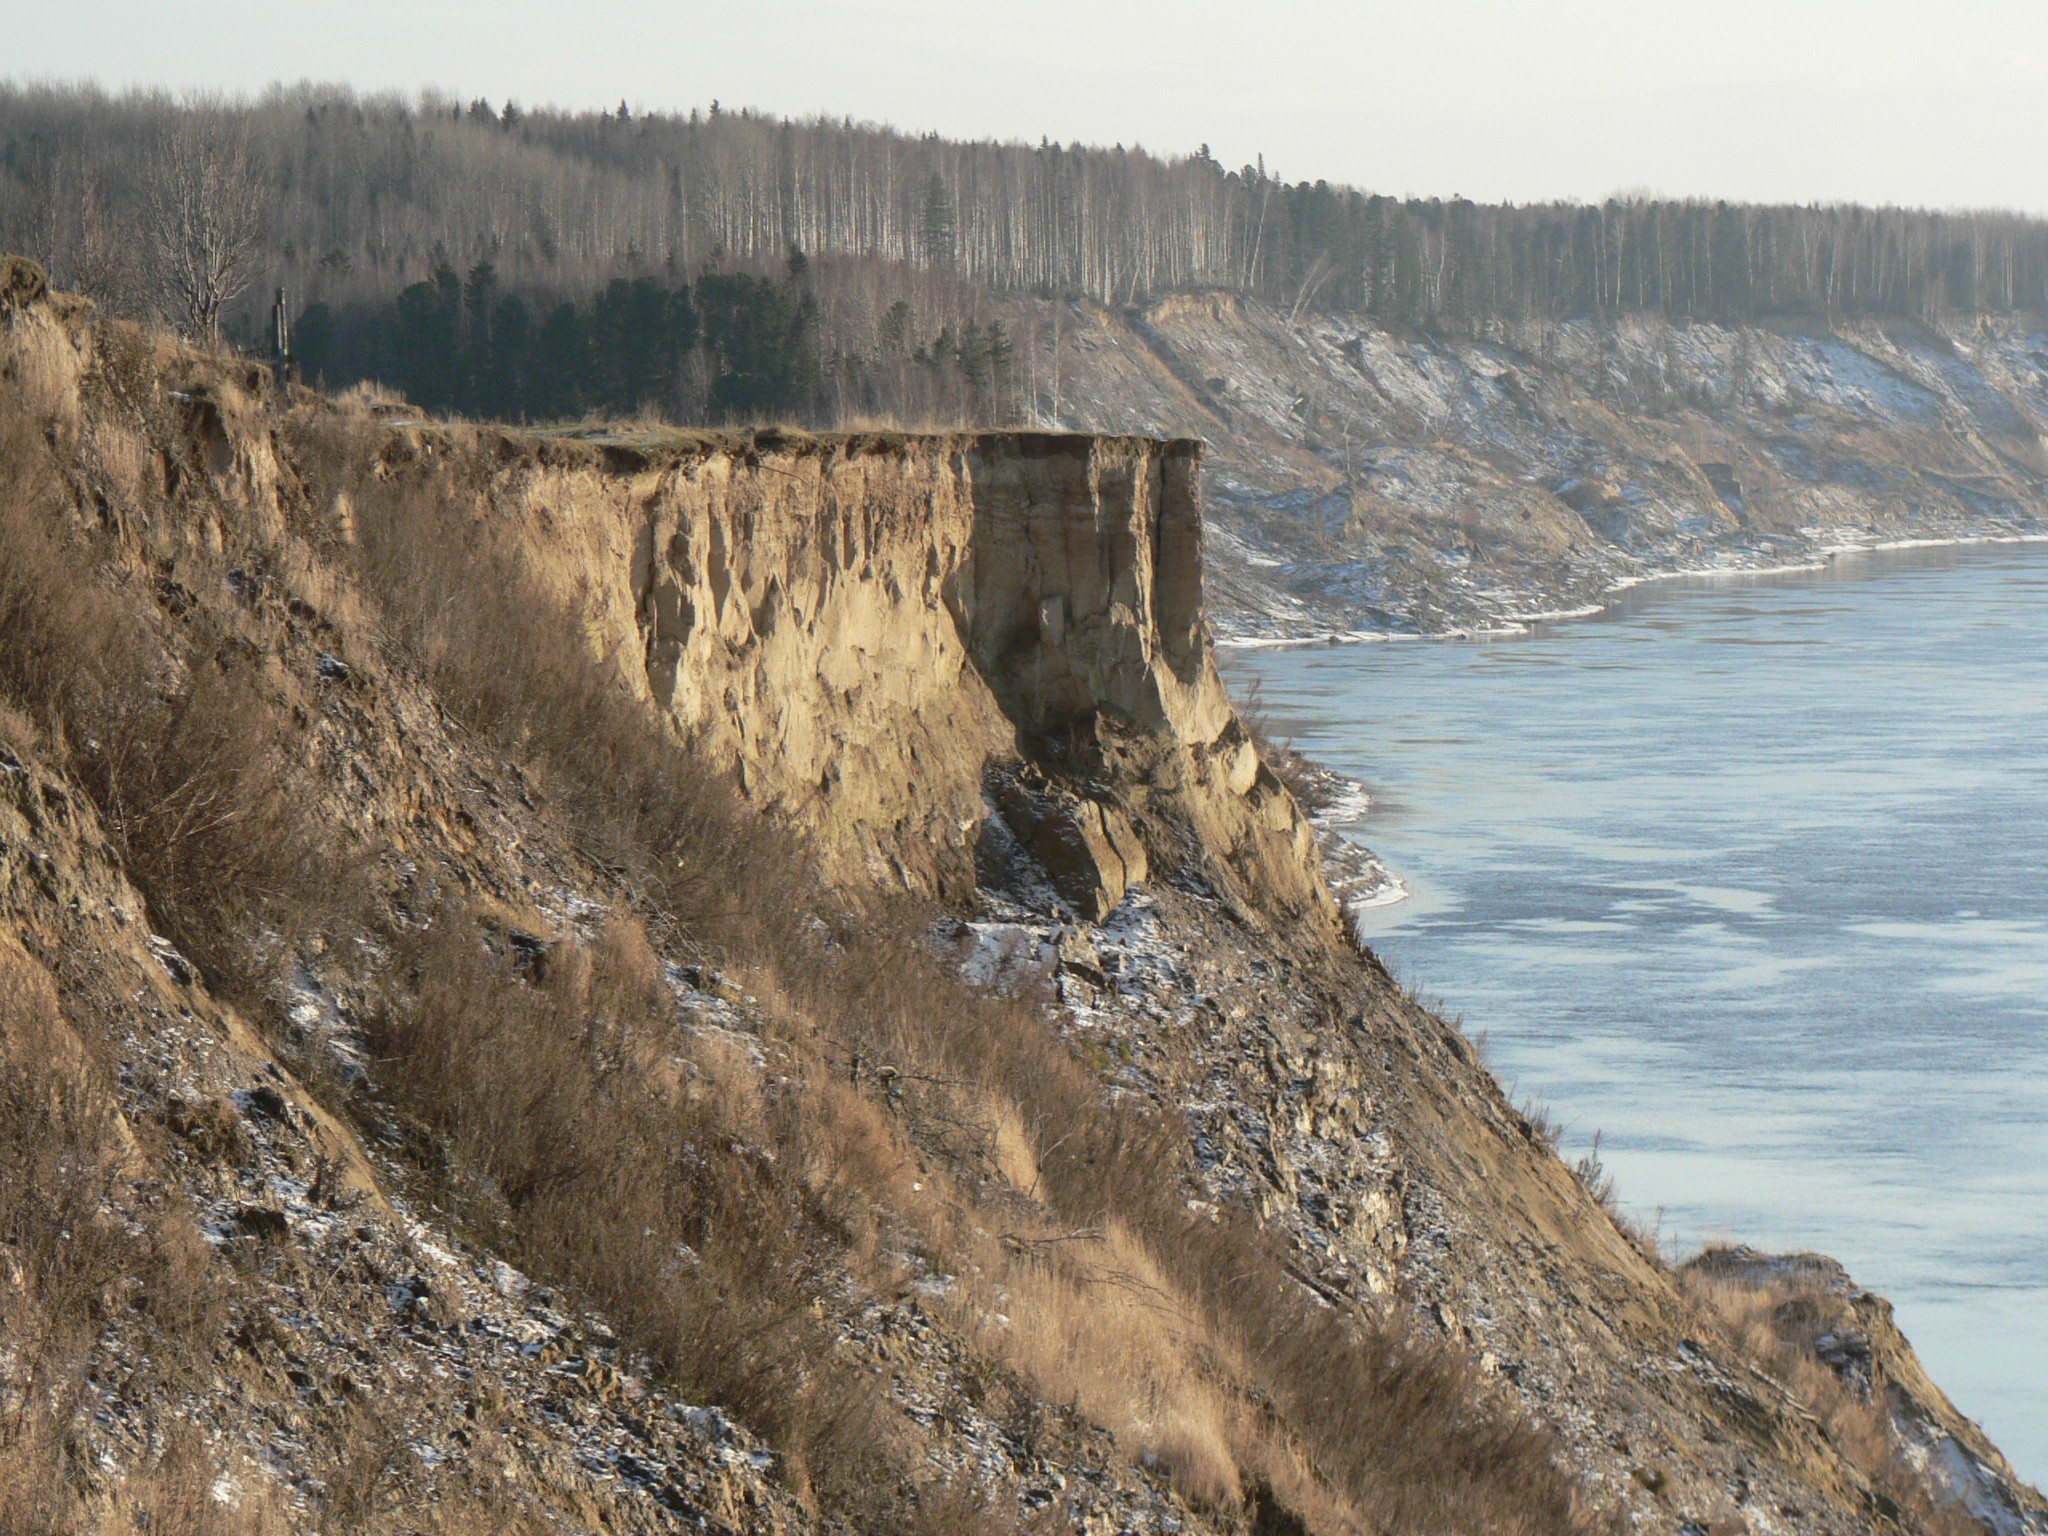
[6,82,2048,424]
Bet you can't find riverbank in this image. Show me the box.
[1226,540,2048,1489]
[1230,530,2048,964]
[1216,529,2048,646]
[1033,301,2048,646]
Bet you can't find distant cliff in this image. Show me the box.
[1035,293,2048,635]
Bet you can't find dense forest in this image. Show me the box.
[292,255,1014,426]
[8,81,2048,423]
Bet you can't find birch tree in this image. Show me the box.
[143,108,269,343]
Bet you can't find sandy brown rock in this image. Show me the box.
[374,421,1338,934]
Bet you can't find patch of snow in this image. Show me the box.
[954,921,1058,993]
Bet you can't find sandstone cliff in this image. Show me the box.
[371,421,1331,925]
[0,266,2039,1536]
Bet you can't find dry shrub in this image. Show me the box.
[750,899,1593,1532]
[1179,1206,1584,1536]
[1569,1132,1663,1265]
[0,948,119,1533]
[991,1100,1042,1197]
[0,392,133,720]
[1679,1253,1979,1536]
[290,411,1603,1535]
[96,1428,280,1536]
[295,1398,547,1536]
[89,662,330,974]
[2,367,1607,1535]
[0,363,322,1532]
[332,379,406,411]
[958,1220,1243,1508]
[0,377,355,998]
[311,1402,415,1534]
[0,947,231,1534]
[706,856,1577,1527]
[0,291,90,437]
[361,908,935,1529]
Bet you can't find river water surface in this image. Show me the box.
[1224,543,2048,1482]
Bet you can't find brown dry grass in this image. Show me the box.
[0,944,237,1535]
[1678,1253,1981,1536]
[286,405,1605,1536]
[1567,1131,1664,1266]
[361,908,939,1525]
[1,325,1612,1536]
[0,453,263,1521]
[0,368,528,1534]
[0,375,356,995]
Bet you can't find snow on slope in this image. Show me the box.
[1041,293,2048,637]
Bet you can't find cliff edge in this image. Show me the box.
[369,420,1334,928]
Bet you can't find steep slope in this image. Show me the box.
[1033,293,2048,635]
[0,262,2039,1536]
[1682,1249,2048,1536]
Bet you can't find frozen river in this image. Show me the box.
[1224,543,2048,1482]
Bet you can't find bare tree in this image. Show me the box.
[143,107,268,343]
[3,82,2045,353]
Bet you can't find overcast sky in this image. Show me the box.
[16,0,2048,212]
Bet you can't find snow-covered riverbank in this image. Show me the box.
[1031,292,2048,642]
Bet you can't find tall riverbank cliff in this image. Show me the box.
[1,259,2041,1536]
[1030,294,2048,636]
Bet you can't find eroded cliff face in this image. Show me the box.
[1026,291,2048,636]
[396,423,1331,926]
[4,269,2041,1536]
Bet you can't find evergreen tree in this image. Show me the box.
[293,301,340,387]
[481,292,530,420]
[588,277,697,414]
[460,261,499,415]
[917,171,956,269]
[390,260,462,409]
[532,301,591,420]
[697,269,813,422]
[878,299,913,356]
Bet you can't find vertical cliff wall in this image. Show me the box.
[397,423,1334,928]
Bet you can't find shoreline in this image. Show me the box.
[1214,530,2048,650]
[1224,527,2048,938]
[1316,817,1411,926]
[1289,777,1412,921]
